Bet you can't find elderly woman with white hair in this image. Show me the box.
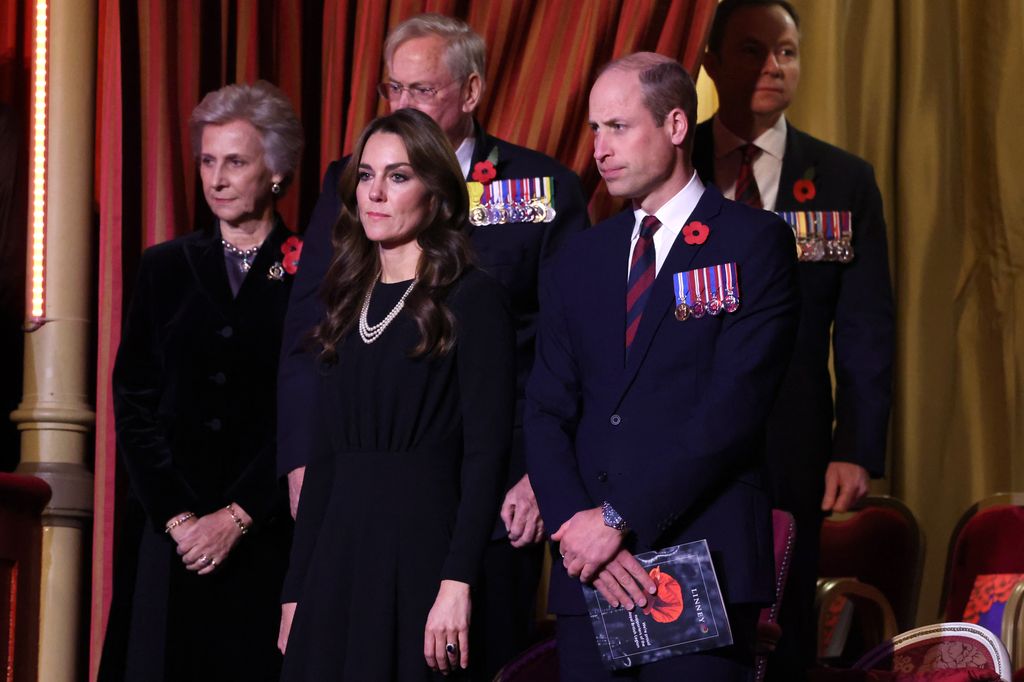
[98,80,303,682]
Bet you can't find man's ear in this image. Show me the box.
[461,73,483,114]
[667,109,688,147]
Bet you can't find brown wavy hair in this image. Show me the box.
[313,108,471,361]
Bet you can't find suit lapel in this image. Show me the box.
[616,185,727,401]
[592,211,634,367]
[184,226,234,316]
[234,219,289,306]
[776,121,808,212]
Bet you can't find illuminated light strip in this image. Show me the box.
[28,0,48,320]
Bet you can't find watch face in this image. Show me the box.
[602,501,626,531]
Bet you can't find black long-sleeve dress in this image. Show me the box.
[280,268,515,681]
[99,221,294,682]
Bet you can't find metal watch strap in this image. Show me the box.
[602,500,628,532]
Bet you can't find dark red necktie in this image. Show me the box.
[734,143,763,208]
[625,215,661,350]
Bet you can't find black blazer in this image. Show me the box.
[103,221,295,681]
[694,119,894,508]
[114,221,294,529]
[526,185,800,613]
[276,122,589,489]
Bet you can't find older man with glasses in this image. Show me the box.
[277,13,589,679]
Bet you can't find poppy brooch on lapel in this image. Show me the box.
[682,221,710,245]
[793,167,817,203]
[471,160,497,184]
[269,235,303,281]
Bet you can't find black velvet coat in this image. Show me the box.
[99,220,294,682]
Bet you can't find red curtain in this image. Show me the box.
[89,1,715,678]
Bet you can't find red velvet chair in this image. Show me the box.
[0,473,51,682]
[940,494,1024,625]
[820,496,925,633]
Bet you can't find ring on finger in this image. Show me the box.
[199,554,210,566]
[445,642,457,655]
[209,557,217,567]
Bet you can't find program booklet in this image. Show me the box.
[582,539,732,670]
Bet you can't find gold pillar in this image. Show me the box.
[11,1,98,681]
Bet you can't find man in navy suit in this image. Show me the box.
[525,52,799,680]
[695,1,895,677]
[276,13,588,679]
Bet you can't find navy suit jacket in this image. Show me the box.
[277,122,589,490]
[694,120,893,512]
[525,183,799,614]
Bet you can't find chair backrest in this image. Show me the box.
[940,494,1024,624]
[820,495,925,631]
[755,509,798,682]
[852,622,1013,682]
[492,636,559,682]
[0,473,51,682]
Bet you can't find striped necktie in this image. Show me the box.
[735,143,763,208]
[625,214,661,350]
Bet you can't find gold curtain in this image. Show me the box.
[787,0,1024,624]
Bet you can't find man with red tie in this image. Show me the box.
[695,2,895,677]
[525,52,799,680]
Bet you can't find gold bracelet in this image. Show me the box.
[225,503,250,535]
[164,512,195,534]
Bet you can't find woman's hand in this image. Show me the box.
[424,579,471,674]
[279,602,297,654]
[167,515,198,546]
[175,507,244,574]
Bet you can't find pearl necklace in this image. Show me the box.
[221,239,262,272]
[358,279,417,344]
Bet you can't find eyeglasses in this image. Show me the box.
[376,80,459,103]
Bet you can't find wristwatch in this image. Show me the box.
[602,500,628,532]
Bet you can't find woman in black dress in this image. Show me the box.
[278,108,515,680]
[99,81,302,681]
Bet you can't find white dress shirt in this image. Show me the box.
[712,115,787,211]
[627,171,706,278]
[455,136,476,179]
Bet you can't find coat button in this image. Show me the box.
[219,325,233,338]
[597,471,608,483]
[205,418,222,432]
[209,372,226,385]
[610,414,621,426]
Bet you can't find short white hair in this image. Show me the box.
[384,14,486,89]
[189,80,303,179]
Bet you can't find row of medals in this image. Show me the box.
[675,290,740,321]
[797,236,854,263]
[469,199,556,226]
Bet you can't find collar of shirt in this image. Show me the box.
[628,171,706,277]
[712,114,787,210]
[455,136,476,179]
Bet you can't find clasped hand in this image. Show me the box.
[500,474,544,547]
[552,507,656,610]
[168,508,245,575]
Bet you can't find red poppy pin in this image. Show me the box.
[471,160,497,184]
[793,179,816,203]
[281,235,303,275]
[682,220,710,245]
